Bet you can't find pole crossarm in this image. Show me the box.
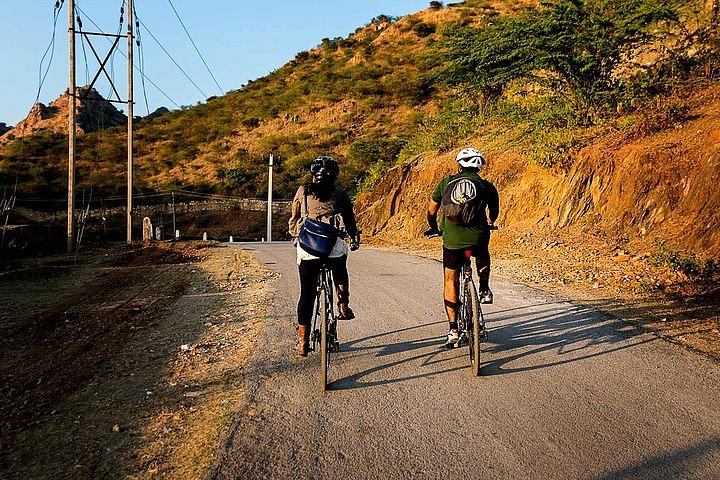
[80,31,123,102]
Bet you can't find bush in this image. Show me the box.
[651,240,701,276]
[439,0,679,122]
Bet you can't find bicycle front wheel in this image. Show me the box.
[465,280,481,376]
[320,283,330,391]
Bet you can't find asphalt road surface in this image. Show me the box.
[206,242,720,480]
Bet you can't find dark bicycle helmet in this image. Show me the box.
[310,155,339,178]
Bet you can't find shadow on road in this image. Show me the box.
[587,436,720,480]
[334,300,657,387]
[480,301,654,376]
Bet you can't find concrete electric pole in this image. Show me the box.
[266,154,273,242]
[67,1,135,248]
[67,0,76,253]
[127,0,134,244]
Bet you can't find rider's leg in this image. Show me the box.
[477,231,491,289]
[330,255,354,319]
[442,247,464,328]
[297,259,321,355]
[443,267,461,325]
[475,231,493,303]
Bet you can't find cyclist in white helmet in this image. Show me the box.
[425,147,499,346]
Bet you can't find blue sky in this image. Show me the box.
[1,1,431,126]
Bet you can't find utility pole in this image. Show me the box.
[126,0,134,243]
[171,191,176,236]
[68,2,134,247]
[67,0,76,253]
[266,154,273,242]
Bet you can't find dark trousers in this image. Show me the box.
[297,255,349,327]
[442,230,491,291]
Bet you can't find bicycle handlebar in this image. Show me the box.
[424,225,497,238]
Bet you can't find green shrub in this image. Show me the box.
[439,0,679,122]
[651,240,701,276]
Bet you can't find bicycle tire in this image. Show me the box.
[465,280,481,376]
[320,282,330,391]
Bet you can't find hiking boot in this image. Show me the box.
[479,289,494,304]
[445,329,460,347]
[296,325,310,357]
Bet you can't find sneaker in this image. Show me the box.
[479,289,494,304]
[445,329,460,347]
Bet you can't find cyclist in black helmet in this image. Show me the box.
[425,148,499,347]
[288,155,360,356]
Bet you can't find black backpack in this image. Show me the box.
[440,175,487,227]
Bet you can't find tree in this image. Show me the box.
[430,1,444,10]
[439,0,678,120]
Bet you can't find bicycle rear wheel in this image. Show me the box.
[319,282,330,391]
[465,280,481,376]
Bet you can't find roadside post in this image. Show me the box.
[266,154,273,243]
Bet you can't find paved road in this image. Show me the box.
[206,242,720,480]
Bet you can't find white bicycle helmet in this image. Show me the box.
[455,147,486,170]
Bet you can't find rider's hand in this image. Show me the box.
[424,228,442,238]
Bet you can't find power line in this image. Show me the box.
[34,1,64,106]
[133,3,151,114]
[136,17,208,99]
[75,4,91,85]
[75,4,181,109]
[166,0,223,95]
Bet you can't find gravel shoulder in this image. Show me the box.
[1,241,273,479]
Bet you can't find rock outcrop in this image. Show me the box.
[0,86,126,142]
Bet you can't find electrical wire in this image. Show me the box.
[133,3,151,115]
[76,4,91,85]
[136,17,208,99]
[34,0,65,106]
[166,0,223,95]
[75,4,181,109]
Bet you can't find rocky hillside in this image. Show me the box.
[0,86,126,143]
[357,83,720,259]
[0,0,717,267]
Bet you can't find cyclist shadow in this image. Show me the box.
[330,325,468,390]
[478,301,655,376]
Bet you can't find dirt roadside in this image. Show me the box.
[0,241,274,479]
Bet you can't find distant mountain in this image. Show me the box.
[0,86,126,142]
[0,123,10,136]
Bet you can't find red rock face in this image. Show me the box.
[356,85,720,259]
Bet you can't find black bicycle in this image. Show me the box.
[309,231,361,391]
[425,227,493,376]
[458,248,487,376]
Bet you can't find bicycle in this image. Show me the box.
[457,248,487,376]
[309,231,361,391]
[425,227,495,376]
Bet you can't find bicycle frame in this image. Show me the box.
[310,262,338,391]
[457,255,475,340]
[457,250,486,376]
